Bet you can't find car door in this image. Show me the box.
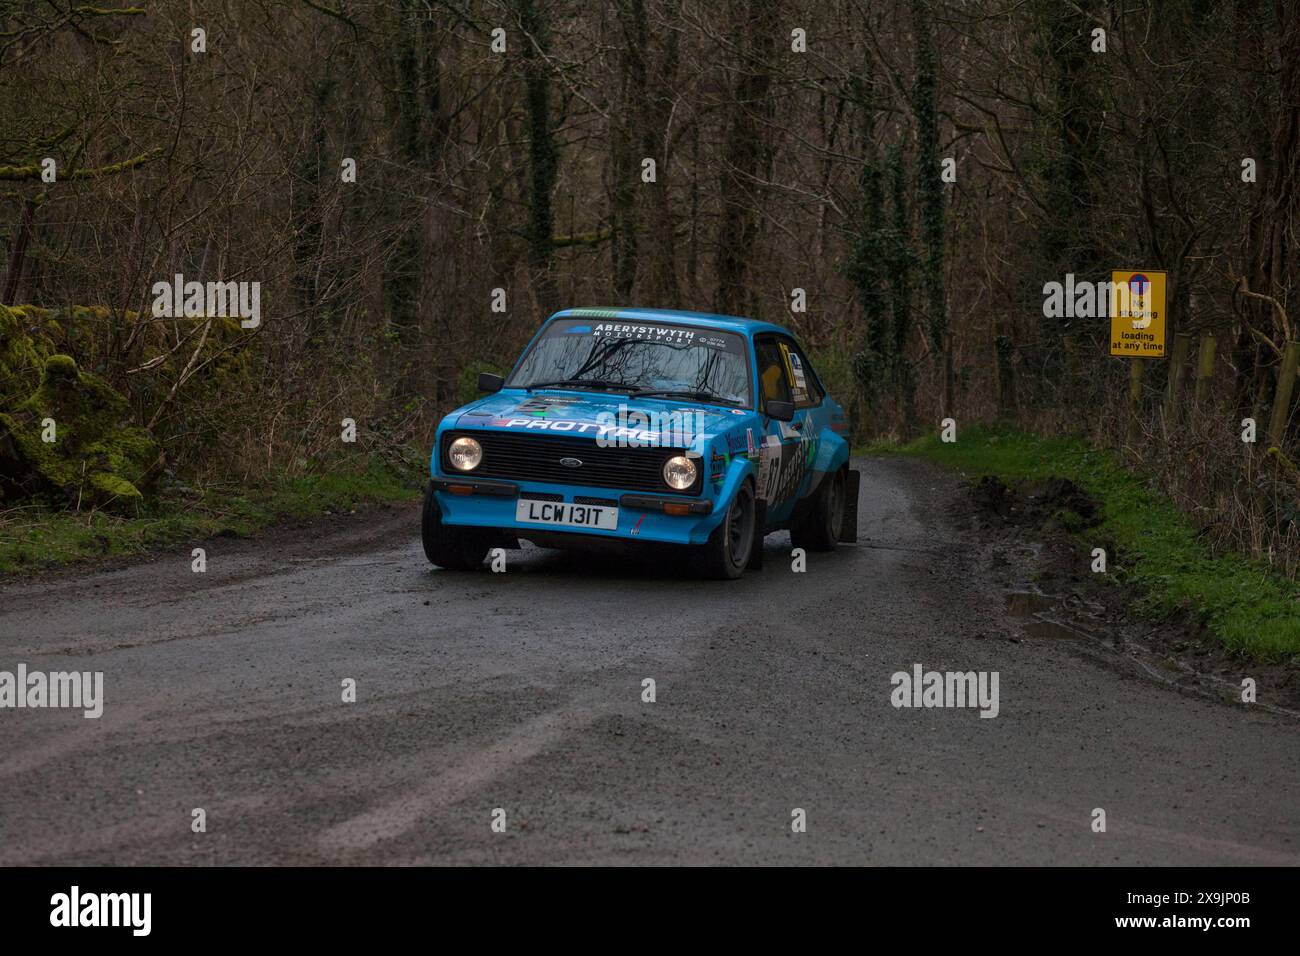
[752,333,815,524]
[776,333,831,503]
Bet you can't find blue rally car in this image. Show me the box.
[422,307,859,578]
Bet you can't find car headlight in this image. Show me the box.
[663,454,697,490]
[448,436,483,471]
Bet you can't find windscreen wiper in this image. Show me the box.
[525,378,634,393]
[629,388,740,406]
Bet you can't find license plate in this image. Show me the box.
[515,499,619,530]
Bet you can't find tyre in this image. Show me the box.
[790,467,845,552]
[697,479,756,580]
[421,483,489,570]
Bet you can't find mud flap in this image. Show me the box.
[746,499,766,570]
[838,468,860,543]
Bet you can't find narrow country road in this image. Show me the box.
[1,457,1296,865]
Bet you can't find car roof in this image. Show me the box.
[548,307,792,339]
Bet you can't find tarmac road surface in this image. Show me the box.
[1,457,1296,865]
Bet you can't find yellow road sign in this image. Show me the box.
[1109,269,1166,357]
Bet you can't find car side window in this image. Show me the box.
[754,336,792,407]
[775,336,823,408]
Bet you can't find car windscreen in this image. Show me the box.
[506,318,752,407]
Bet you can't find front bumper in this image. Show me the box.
[431,478,721,546]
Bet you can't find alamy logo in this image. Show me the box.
[50,886,151,936]
[0,664,103,718]
[151,273,261,328]
[890,664,999,718]
[594,405,707,448]
[1041,273,1140,319]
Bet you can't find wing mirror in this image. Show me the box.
[764,399,795,422]
[478,372,504,393]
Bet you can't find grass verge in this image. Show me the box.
[0,454,422,576]
[867,425,1300,662]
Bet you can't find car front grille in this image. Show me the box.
[443,430,698,495]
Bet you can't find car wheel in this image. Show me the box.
[421,483,489,570]
[698,479,756,580]
[790,467,845,552]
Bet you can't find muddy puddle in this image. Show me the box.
[1002,586,1300,719]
